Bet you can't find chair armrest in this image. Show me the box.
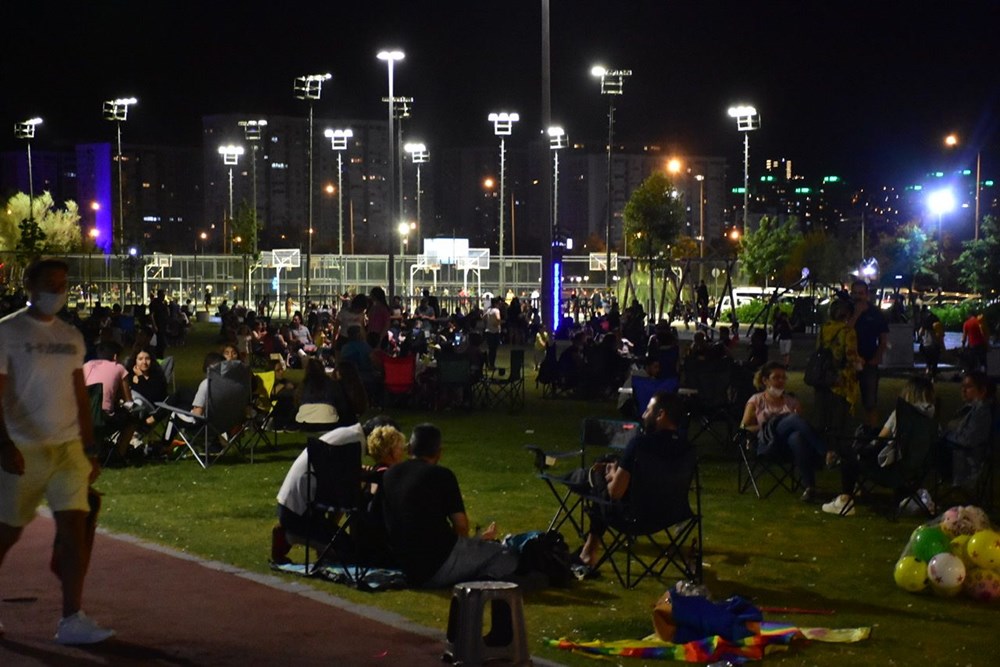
[155,402,205,424]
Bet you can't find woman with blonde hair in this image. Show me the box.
[814,298,861,447]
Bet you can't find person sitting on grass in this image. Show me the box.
[823,375,936,516]
[740,361,835,503]
[940,371,995,495]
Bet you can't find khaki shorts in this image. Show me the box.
[0,440,91,527]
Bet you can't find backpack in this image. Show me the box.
[507,530,575,588]
[803,329,844,389]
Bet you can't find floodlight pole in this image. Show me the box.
[489,112,519,296]
[294,73,331,301]
[727,104,760,233]
[592,66,630,288]
[404,143,428,252]
[14,118,41,227]
[239,119,267,258]
[325,128,353,258]
[378,50,405,299]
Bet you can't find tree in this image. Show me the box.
[738,215,802,286]
[876,221,938,290]
[230,200,260,257]
[786,229,851,287]
[954,215,1000,295]
[0,192,83,263]
[622,172,686,316]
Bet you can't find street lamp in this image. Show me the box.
[488,111,519,296]
[548,126,567,327]
[103,97,137,255]
[728,104,760,232]
[695,174,706,281]
[13,117,42,225]
[378,49,405,299]
[404,142,429,253]
[591,65,631,289]
[218,144,244,255]
[324,128,353,256]
[294,72,332,299]
[944,133,983,241]
[87,227,100,306]
[397,221,415,255]
[928,187,956,246]
[238,119,267,256]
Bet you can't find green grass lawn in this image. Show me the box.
[94,323,998,666]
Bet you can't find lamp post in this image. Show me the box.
[944,133,983,241]
[103,97,137,255]
[13,117,42,226]
[695,174,705,282]
[87,227,100,306]
[238,119,267,256]
[404,142,428,253]
[294,72,332,300]
[591,65,631,289]
[548,126,567,326]
[217,145,244,255]
[324,128,353,256]
[196,231,207,309]
[727,104,760,232]
[378,49,405,299]
[397,221,414,255]
[488,112,519,296]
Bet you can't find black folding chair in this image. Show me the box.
[682,357,737,447]
[87,383,121,466]
[525,418,641,540]
[487,349,526,412]
[588,442,703,588]
[735,428,801,499]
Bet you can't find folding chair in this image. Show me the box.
[232,370,279,462]
[382,355,416,407]
[682,357,737,447]
[525,418,641,540]
[158,356,176,394]
[853,398,938,519]
[303,437,370,588]
[735,428,801,499]
[436,353,474,410]
[487,349,525,412]
[156,360,253,468]
[630,375,680,419]
[87,383,121,466]
[588,442,703,588]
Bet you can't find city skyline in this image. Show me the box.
[3,1,998,188]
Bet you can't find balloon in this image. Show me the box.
[963,568,1000,602]
[967,530,1000,570]
[911,526,951,562]
[927,553,966,596]
[939,507,962,537]
[894,556,929,593]
[951,535,974,569]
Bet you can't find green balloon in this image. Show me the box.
[913,526,951,562]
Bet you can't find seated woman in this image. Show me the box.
[740,361,834,502]
[128,347,169,428]
[294,358,343,431]
[940,371,995,494]
[823,376,936,516]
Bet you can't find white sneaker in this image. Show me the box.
[822,494,855,516]
[55,611,115,645]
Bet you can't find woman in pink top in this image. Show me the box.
[740,361,833,502]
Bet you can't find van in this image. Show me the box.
[718,286,797,311]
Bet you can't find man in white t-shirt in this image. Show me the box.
[483,297,503,370]
[0,258,115,644]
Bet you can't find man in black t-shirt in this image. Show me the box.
[382,424,518,587]
[849,280,889,428]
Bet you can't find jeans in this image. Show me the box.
[774,413,826,488]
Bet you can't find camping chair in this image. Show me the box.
[487,349,525,412]
[588,442,703,588]
[87,383,121,466]
[158,356,176,394]
[682,357,737,448]
[735,428,801,499]
[381,355,416,407]
[852,398,938,519]
[525,418,641,540]
[629,375,680,420]
[303,437,370,588]
[156,360,253,468]
[232,370,279,462]
[436,353,474,410]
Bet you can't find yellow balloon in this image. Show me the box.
[894,556,928,592]
[967,531,1000,570]
[951,535,974,569]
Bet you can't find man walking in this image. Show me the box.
[0,258,115,644]
[849,280,889,428]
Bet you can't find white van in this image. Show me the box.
[718,287,797,311]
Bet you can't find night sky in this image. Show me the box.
[3,1,998,185]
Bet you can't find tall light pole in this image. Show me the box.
[695,174,706,282]
[238,119,267,256]
[87,227,100,306]
[548,126,567,326]
[945,133,983,241]
[488,112,519,296]
[591,65,631,289]
[103,97,137,256]
[404,142,428,253]
[323,128,353,256]
[217,145,244,255]
[378,49,405,299]
[294,72,331,300]
[727,104,760,232]
[13,117,42,226]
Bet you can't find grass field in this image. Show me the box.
[94,323,998,666]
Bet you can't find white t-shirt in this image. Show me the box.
[0,308,84,447]
[276,423,365,516]
[485,307,502,334]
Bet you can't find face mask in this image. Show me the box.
[766,386,784,398]
[32,290,68,316]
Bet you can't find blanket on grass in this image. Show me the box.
[545,623,870,663]
[271,561,408,590]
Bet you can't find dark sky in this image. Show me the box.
[3,0,999,185]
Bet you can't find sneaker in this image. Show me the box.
[55,611,115,645]
[800,487,817,503]
[822,494,856,516]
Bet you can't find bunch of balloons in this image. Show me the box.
[893,506,1000,602]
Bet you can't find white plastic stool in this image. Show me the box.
[444,581,531,666]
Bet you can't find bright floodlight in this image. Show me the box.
[239,119,268,140]
[547,126,567,149]
[397,221,411,236]
[218,144,245,165]
[590,65,607,77]
[944,134,958,147]
[293,73,332,100]
[324,128,354,150]
[488,112,519,135]
[728,104,759,131]
[377,49,405,61]
[103,97,137,121]
[927,188,956,216]
[14,117,43,139]
[404,142,429,162]
[592,66,631,95]
[667,158,682,174]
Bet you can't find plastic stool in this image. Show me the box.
[444,581,531,666]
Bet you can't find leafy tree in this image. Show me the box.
[875,221,938,290]
[622,172,685,315]
[786,229,851,286]
[954,215,1000,295]
[0,192,83,263]
[738,215,802,286]
[230,200,260,257]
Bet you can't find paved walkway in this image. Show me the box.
[0,514,453,666]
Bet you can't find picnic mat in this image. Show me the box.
[271,561,408,590]
[545,623,870,663]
